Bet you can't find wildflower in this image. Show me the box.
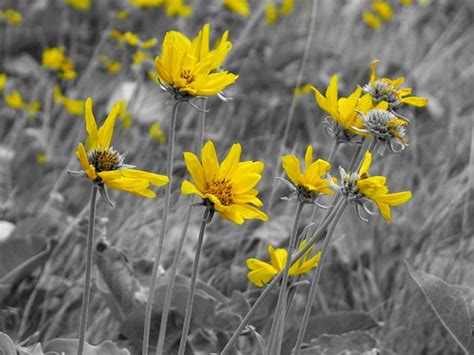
[116,9,129,19]
[363,60,428,109]
[37,154,47,165]
[165,0,192,17]
[54,85,85,116]
[372,0,393,21]
[64,0,91,11]
[133,51,151,66]
[265,2,278,25]
[181,140,268,224]
[0,9,22,25]
[281,145,335,204]
[224,0,251,17]
[5,91,41,116]
[246,240,321,287]
[363,11,381,29]
[0,73,7,92]
[149,122,166,144]
[71,98,168,200]
[354,104,409,154]
[154,23,238,99]
[280,0,294,15]
[117,101,133,128]
[333,151,412,223]
[42,47,77,80]
[129,0,163,8]
[99,56,121,74]
[110,30,158,49]
[311,75,373,144]
[293,83,314,96]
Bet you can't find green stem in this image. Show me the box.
[327,141,339,163]
[267,201,305,353]
[292,201,348,355]
[177,207,211,355]
[77,186,98,355]
[220,199,344,354]
[155,98,207,355]
[142,101,179,355]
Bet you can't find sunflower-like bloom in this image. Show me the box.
[5,91,41,116]
[333,151,412,223]
[281,145,335,203]
[165,0,192,17]
[64,0,90,11]
[53,85,85,116]
[42,47,77,80]
[363,11,381,29]
[363,60,428,109]
[0,9,22,25]
[154,23,238,99]
[73,98,168,199]
[181,141,268,224]
[246,240,321,287]
[311,75,374,143]
[372,0,393,21]
[224,0,251,17]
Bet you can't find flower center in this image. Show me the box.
[206,178,233,206]
[363,80,400,106]
[180,69,195,84]
[88,148,123,172]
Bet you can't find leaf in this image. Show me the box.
[297,331,382,355]
[43,338,130,355]
[0,332,16,355]
[405,261,473,354]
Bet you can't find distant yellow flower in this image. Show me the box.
[99,56,121,74]
[280,0,294,15]
[117,101,133,128]
[311,75,374,143]
[54,85,85,116]
[149,122,166,144]
[265,2,278,24]
[335,151,412,223]
[363,60,428,109]
[154,23,238,98]
[165,0,192,17]
[247,240,321,287]
[363,11,381,29]
[110,30,157,49]
[181,140,268,224]
[74,98,169,198]
[372,0,393,21]
[224,0,250,17]
[42,47,77,80]
[133,51,151,66]
[116,9,129,19]
[37,154,48,165]
[0,9,22,25]
[282,145,335,203]
[64,0,90,11]
[5,91,40,116]
[0,73,7,92]
[129,0,163,8]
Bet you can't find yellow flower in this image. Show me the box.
[154,23,238,97]
[0,73,7,92]
[400,0,412,5]
[129,0,163,8]
[282,145,335,202]
[37,154,47,165]
[181,140,268,224]
[64,0,90,11]
[280,0,294,15]
[54,85,85,116]
[265,2,278,24]
[116,9,129,19]
[224,0,251,17]
[117,101,133,128]
[110,30,157,49]
[133,51,151,66]
[293,83,314,96]
[363,59,428,108]
[165,0,192,17]
[5,91,25,109]
[75,98,169,198]
[372,0,393,21]
[42,47,77,80]
[311,75,374,142]
[363,11,381,29]
[99,56,121,74]
[246,240,321,287]
[0,9,22,25]
[149,122,166,144]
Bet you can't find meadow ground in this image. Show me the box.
[0,0,473,354]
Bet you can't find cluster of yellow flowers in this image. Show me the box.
[0,8,22,25]
[0,74,41,116]
[363,0,427,29]
[42,47,77,80]
[265,0,295,25]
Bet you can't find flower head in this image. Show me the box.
[363,11,381,29]
[154,23,238,99]
[311,75,373,143]
[224,0,251,17]
[165,0,192,17]
[281,145,335,203]
[54,85,85,116]
[363,60,428,109]
[64,0,91,11]
[246,240,321,287]
[99,56,121,74]
[0,9,22,25]
[333,151,412,223]
[42,47,77,80]
[73,98,168,199]
[5,91,40,116]
[372,0,393,21]
[181,140,268,224]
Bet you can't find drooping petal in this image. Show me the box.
[232,204,269,222]
[76,143,97,180]
[120,168,169,186]
[400,96,428,107]
[377,191,412,206]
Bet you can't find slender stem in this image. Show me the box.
[177,208,211,355]
[267,201,305,353]
[220,199,344,354]
[292,202,348,355]
[142,101,179,355]
[348,140,365,171]
[77,186,98,355]
[327,141,339,163]
[155,98,207,355]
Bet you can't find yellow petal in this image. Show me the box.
[359,151,372,176]
[370,59,379,84]
[268,245,287,272]
[97,101,123,149]
[326,75,339,109]
[181,180,205,197]
[304,145,313,170]
[183,151,206,192]
[201,140,219,182]
[76,143,97,180]
[233,204,269,222]
[219,143,241,179]
[377,191,412,206]
[84,98,99,149]
[231,174,262,194]
[120,168,169,187]
[282,155,302,186]
[400,96,428,107]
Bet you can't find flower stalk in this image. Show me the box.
[77,185,98,355]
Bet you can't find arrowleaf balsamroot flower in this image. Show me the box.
[53,85,85,116]
[333,151,412,223]
[281,145,335,203]
[154,23,238,99]
[42,47,77,80]
[311,75,373,143]
[246,240,321,287]
[363,60,428,109]
[181,140,268,224]
[73,98,168,199]
[224,0,251,17]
